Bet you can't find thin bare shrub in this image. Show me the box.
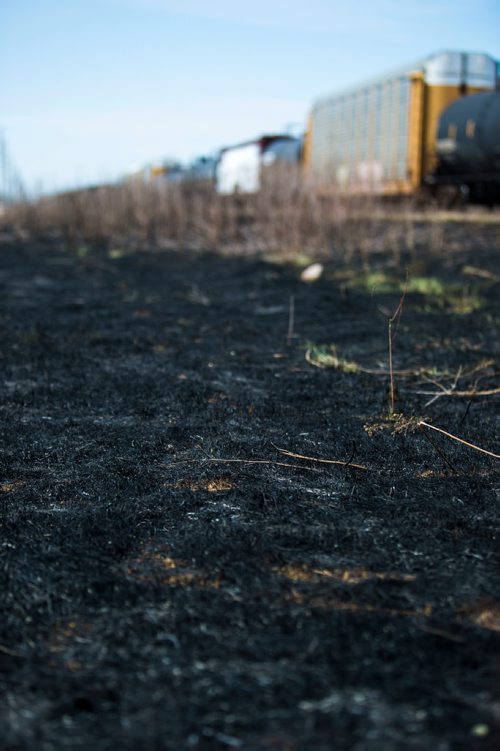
[0,174,487,265]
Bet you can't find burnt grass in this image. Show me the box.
[0,227,499,751]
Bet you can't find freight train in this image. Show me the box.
[216,135,301,194]
[302,51,500,204]
[135,50,499,205]
[432,90,500,204]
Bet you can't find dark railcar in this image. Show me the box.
[433,91,500,203]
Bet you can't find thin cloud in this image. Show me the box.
[107,0,467,34]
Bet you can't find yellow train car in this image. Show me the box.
[303,51,498,196]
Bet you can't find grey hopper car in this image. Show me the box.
[433,91,500,204]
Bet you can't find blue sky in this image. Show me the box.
[1,0,499,192]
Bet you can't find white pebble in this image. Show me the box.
[300,263,324,282]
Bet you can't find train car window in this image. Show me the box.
[466,119,476,138]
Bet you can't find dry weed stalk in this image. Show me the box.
[415,365,500,406]
[164,443,369,473]
[164,456,320,472]
[417,385,500,403]
[418,421,500,460]
[1,173,454,261]
[387,271,408,415]
[273,444,368,471]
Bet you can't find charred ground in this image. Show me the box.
[1,221,499,750]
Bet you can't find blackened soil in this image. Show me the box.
[0,235,499,751]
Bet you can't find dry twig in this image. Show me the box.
[414,385,500,404]
[163,456,320,472]
[272,444,368,471]
[411,361,499,406]
[418,421,500,460]
[421,366,463,406]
